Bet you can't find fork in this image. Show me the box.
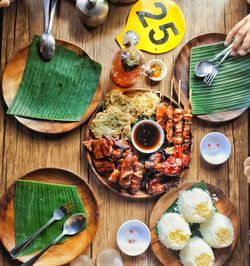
[203,48,232,86]
[10,202,76,258]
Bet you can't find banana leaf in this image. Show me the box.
[14,180,86,256]
[190,42,250,115]
[154,181,216,259]
[7,35,102,121]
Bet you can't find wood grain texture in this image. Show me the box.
[0,168,99,266]
[0,0,248,265]
[2,39,102,134]
[173,33,248,123]
[149,182,239,266]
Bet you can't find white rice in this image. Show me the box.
[157,213,191,250]
[200,212,234,248]
[179,237,215,266]
[176,188,215,223]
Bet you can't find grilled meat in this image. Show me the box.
[93,159,115,174]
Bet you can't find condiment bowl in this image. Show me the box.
[200,132,231,165]
[117,220,151,256]
[131,120,164,154]
[145,59,167,81]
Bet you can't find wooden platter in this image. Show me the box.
[149,182,239,266]
[2,40,102,134]
[173,33,248,123]
[85,88,190,199]
[0,168,99,266]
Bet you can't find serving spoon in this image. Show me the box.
[20,213,86,266]
[194,42,233,77]
[39,0,58,61]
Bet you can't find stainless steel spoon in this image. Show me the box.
[39,0,58,61]
[194,42,233,77]
[20,213,86,266]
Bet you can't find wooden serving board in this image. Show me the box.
[85,88,189,200]
[149,182,239,266]
[0,168,99,266]
[173,33,247,123]
[2,39,102,134]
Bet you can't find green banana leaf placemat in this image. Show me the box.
[7,35,102,122]
[14,180,86,256]
[190,42,250,115]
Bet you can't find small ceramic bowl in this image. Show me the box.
[145,59,167,81]
[131,120,164,154]
[117,220,151,256]
[200,132,231,165]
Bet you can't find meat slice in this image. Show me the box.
[108,169,121,183]
[110,148,123,161]
[114,139,131,151]
[147,176,181,195]
[129,162,145,194]
[100,137,113,157]
[93,159,115,174]
[145,152,162,169]
[119,154,136,188]
[83,139,93,152]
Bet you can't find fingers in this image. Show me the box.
[224,18,247,46]
[230,23,249,56]
[239,30,250,56]
[244,156,250,167]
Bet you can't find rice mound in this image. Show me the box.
[176,188,215,223]
[179,237,215,266]
[200,212,234,248]
[157,213,191,250]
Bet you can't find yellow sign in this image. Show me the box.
[116,0,186,54]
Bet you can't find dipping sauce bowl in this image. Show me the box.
[200,132,231,165]
[117,220,151,256]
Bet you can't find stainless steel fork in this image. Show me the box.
[203,48,232,86]
[10,201,76,258]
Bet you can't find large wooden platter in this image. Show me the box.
[2,40,102,134]
[173,33,247,123]
[149,182,239,266]
[0,168,99,266]
[85,88,190,199]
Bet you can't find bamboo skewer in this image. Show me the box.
[178,80,181,107]
[189,87,192,108]
[170,77,174,106]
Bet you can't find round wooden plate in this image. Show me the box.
[173,33,247,123]
[85,88,189,200]
[0,168,99,266]
[149,182,239,266]
[2,40,102,134]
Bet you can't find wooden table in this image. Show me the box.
[0,0,248,265]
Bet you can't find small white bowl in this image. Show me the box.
[117,220,151,256]
[145,59,167,81]
[200,132,231,165]
[131,120,164,154]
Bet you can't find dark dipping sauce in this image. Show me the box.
[134,121,161,150]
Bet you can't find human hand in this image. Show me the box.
[244,157,250,183]
[0,0,13,8]
[224,14,250,56]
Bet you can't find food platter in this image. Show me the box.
[84,88,193,199]
[2,39,102,134]
[149,182,239,266]
[173,33,248,123]
[0,168,99,266]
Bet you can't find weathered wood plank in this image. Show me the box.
[0,1,248,266]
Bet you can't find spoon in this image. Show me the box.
[194,42,233,77]
[39,0,58,61]
[21,213,86,266]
